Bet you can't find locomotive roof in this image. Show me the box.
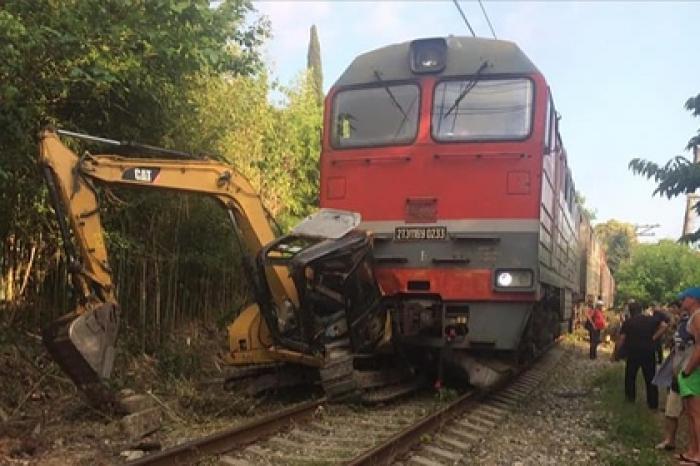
[334,36,539,87]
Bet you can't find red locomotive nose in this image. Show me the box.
[320,36,614,392]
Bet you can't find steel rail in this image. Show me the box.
[126,398,325,466]
[128,341,560,465]
[346,388,483,465]
[348,341,560,465]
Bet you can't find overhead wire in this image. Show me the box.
[478,0,498,39]
[479,0,498,39]
[451,0,476,37]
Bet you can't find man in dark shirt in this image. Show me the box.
[614,301,668,409]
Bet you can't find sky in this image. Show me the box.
[253,1,699,240]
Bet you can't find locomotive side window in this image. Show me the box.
[331,84,420,148]
[432,78,533,141]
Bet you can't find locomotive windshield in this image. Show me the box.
[432,78,533,141]
[331,84,420,148]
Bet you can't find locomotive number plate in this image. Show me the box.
[394,226,447,241]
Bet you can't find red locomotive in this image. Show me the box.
[320,37,613,386]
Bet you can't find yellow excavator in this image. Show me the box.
[38,129,412,409]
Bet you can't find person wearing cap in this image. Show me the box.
[676,287,700,465]
[614,301,667,409]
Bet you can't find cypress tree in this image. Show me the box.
[307,25,323,105]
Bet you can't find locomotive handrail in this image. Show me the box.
[449,233,500,241]
[433,152,526,160]
[374,256,409,264]
[432,257,470,264]
[331,155,412,165]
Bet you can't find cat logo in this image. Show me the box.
[122,167,160,183]
[134,168,152,182]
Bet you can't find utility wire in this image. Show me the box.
[452,0,476,37]
[478,0,497,39]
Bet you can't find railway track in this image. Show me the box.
[126,345,565,466]
[353,346,566,466]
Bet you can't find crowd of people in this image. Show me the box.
[582,287,700,465]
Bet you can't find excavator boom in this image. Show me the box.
[38,129,388,407]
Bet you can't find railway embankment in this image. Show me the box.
[468,339,669,466]
[0,333,674,466]
[0,325,318,465]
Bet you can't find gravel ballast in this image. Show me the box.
[466,340,664,466]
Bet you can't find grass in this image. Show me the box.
[591,365,671,466]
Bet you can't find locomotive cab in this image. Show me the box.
[321,37,586,387]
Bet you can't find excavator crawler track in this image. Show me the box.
[321,339,424,404]
[320,339,362,402]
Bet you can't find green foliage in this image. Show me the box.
[156,341,202,380]
[629,156,700,199]
[271,72,323,224]
[686,93,700,149]
[629,92,700,242]
[0,0,268,163]
[614,240,700,304]
[0,0,324,354]
[177,71,322,226]
[575,191,597,221]
[594,220,637,276]
[0,0,269,262]
[434,387,459,403]
[306,25,324,106]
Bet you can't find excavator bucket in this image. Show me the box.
[42,303,119,405]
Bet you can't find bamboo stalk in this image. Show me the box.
[140,258,147,353]
[155,257,161,345]
[17,243,37,299]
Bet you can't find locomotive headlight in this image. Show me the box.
[495,269,534,289]
[497,272,513,287]
[409,38,447,74]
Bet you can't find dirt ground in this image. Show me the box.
[0,324,316,465]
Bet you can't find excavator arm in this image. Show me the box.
[40,131,120,405]
[38,129,387,406]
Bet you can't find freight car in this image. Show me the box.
[319,36,614,386]
[577,214,615,309]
